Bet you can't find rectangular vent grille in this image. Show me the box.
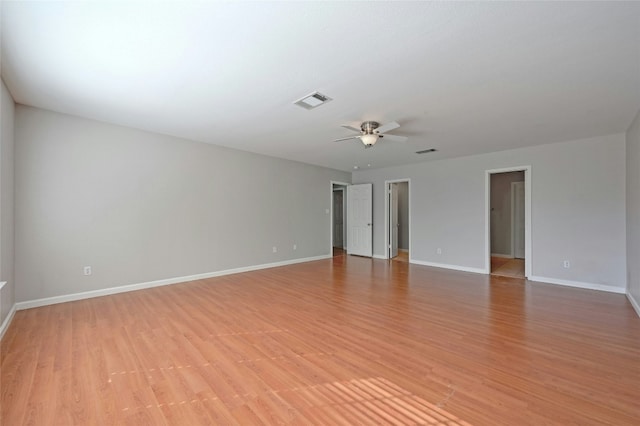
[294,91,332,110]
[416,148,437,154]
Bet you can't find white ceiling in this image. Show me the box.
[2,1,640,172]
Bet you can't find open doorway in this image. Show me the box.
[385,180,410,261]
[486,167,530,278]
[331,181,349,257]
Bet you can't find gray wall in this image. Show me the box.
[490,171,524,256]
[353,133,627,290]
[15,106,350,302]
[397,182,409,250]
[627,108,640,307]
[0,80,15,327]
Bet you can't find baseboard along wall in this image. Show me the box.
[0,303,16,341]
[14,255,331,311]
[5,253,634,338]
[409,258,626,295]
[627,292,640,317]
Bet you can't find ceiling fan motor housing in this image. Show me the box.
[360,122,381,147]
[361,121,380,134]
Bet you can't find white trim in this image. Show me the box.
[399,248,409,253]
[410,259,485,275]
[372,254,387,260]
[491,253,513,259]
[407,261,626,294]
[15,255,331,311]
[528,275,626,294]
[330,181,350,255]
[384,179,411,260]
[485,166,532,277]
[0,281,6,290]
[0,303,16,341]
[627,292,640,317]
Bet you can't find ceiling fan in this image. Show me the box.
[334,121,408,148]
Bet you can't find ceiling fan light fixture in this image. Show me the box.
[361,134,379,146]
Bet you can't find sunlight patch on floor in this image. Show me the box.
[291,377,472,425]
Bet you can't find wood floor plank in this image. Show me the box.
[2,255,639,425]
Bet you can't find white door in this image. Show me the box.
[333,190,344,248]
[347,183,373,257]
[389,183,399,258]
[512,181,525,259]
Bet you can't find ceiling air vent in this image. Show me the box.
[294,91,332,110]
[416,148,437,154]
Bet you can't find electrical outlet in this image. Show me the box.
[272,246,277,253]
[563,260,570,268]
[83,266,92,276]
[293,244,297,250]
[437,248,442,255]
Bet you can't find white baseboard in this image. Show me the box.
[626,292,640,317]
[491,253,513,259]
[407,262,627,295]
[528,275,626,294]
[15,254,331,311]
[399,249,409,253]
[0,303,16,341]
[409,259,486,275]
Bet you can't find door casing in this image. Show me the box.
[485,167,531,277]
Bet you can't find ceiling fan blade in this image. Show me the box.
[380,134,408,142]
[375,121,400,134]
[333,135,361,142]
[341,124,362,133]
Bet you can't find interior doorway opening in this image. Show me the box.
[385,179,410,261]
[486,168,530,278]
[331,182,349,257]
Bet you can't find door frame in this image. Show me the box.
[330,181,350,255]
[485,166,531,277]
[384,179,411,260]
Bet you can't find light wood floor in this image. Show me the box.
[2,256,639,425]
[392,251,409,263]
[491,256,525,278]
